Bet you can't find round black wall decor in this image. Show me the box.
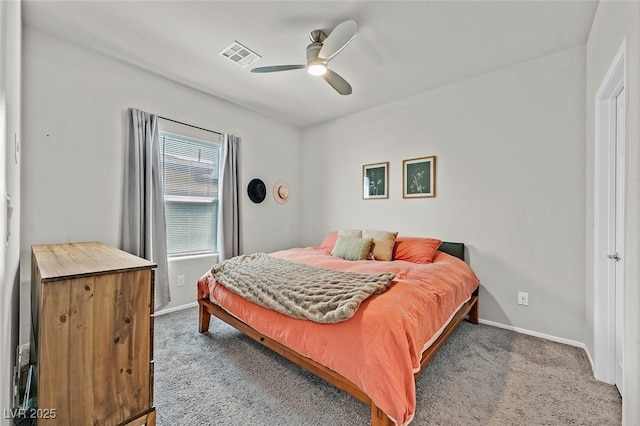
[247,178,267,203]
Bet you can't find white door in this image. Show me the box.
[594,39,626,391]
[613,86,625,395]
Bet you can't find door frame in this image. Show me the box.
[593,38,626,387]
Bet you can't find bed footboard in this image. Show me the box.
[198,297,396,423]
[197,291,479,426]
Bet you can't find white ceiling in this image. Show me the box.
[22,0,598,128]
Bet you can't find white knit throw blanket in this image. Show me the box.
[212,253,396,323]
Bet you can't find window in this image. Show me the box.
[159,131,221,256]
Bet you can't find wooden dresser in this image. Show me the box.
[31,242,156,425]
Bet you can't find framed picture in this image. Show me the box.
[403,156,436,198]
[362,162,389,199]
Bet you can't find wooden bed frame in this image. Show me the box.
[197,242,479,426]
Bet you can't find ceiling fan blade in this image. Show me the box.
[322,69,352,95]
[318,20,358,62]
[251,65,306,73]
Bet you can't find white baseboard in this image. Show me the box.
[154,301,198,316]
[478,318,587,351]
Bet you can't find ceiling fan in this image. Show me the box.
[251,20,358,95]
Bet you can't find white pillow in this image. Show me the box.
[338,228,362,238]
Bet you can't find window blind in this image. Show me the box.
[159,132,221,256]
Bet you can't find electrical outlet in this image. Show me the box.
[177,275,186,287]
[518,292,529,306]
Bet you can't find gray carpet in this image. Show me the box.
[153,307,621,425]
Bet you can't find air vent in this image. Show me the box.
[219,41,261,68]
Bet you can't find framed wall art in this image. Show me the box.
[403,156,436,198]
[363,162,388,199]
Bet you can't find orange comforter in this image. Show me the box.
[197,247,479,425]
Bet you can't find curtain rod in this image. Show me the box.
[158,116,222,136]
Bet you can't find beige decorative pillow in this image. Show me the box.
[362,229,398,261]
[338,228,362,238]
[331,236,374,261]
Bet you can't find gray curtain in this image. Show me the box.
[218,134,241,261]
[121,108,171,308]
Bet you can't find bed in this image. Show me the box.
[197,233,480,426]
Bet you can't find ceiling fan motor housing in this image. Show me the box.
[306,41,323,63]
[309,29,327,43]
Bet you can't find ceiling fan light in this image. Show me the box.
[307,62,327,76]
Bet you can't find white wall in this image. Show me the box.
[0,0,21,421]
[586,2,640,424]
[21,27,302,332]
[301,47,586,343]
